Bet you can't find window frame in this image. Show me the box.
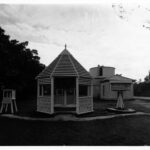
[39,84,51,97]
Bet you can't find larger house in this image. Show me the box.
[36,45,93,115]
[90,65,135,100]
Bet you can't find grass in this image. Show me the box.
[78,99,150,117]
[1,98,150,145]
[0,115,150,145]
[10,97,150,117]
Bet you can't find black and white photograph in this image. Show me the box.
[0,0,150,146]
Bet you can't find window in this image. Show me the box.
[39,84,51,96]
[43,84,51,96]
[79,85,88,96]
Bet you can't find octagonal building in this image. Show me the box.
[36,45,93,115]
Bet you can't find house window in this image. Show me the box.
[99,67,103,76]
[79,85,88,96]
[39,84,51,96]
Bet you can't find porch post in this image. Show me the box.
[51,77,54,114]
[76,77,79,114]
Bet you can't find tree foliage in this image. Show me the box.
[0,27,45,99]
[134,71,150,96]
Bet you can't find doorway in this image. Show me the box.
[54,77,76,107]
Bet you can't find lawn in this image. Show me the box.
[0,115,150,145]
[1,98,150,145]
[78,99,150,117]
[15,98,150,117]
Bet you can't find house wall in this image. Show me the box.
[102,67,115,77]
[89,66,115,77]
[93,85,100,99]
[77,77,93,114]
[37,79,53,114]
[90,66,115,99]
[37,96,52,114]
[100,82,133,100]
[92,78,102,99]
[90,67,99,77]
[78,96,93,114]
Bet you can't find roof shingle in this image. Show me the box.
[37,48,91,78]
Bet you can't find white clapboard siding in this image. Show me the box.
[37,96,52,114]
[78,96,93,114]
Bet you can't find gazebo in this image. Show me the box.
[36,45,93,115]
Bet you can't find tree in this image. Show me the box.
[144,70,150,82]
[134,71,150,96]
[0,26,45,100]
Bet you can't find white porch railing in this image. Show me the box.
[37,96,52,114]
[78,96,93,114]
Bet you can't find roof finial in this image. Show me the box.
[65,44,67,50]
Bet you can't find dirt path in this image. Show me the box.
[1,111,149,122]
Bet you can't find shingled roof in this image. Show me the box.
[104,75,135,83]
[37,46,91,78]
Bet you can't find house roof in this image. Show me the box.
[37,46,91,78]
[103,75,135,83]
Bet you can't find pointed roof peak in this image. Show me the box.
[60,49,71,55]
[60,44,71,55]
[65,44,67,50]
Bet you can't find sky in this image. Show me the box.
[0,1,150,81]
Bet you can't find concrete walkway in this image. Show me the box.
[0,112,149,122]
